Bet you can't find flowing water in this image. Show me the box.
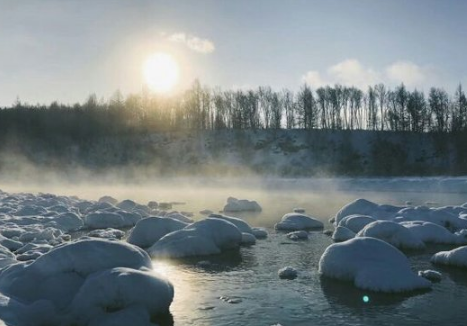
[3,177,467,325]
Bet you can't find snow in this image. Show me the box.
[286,230,309,241]
[334,198,403,225]
[127,217,187,248]
[356,221,425,250]
[337,214,376,233]
[148,218,242,258]
[223,197,262,212]
[431,246,467,268]
[319,237,431,293]
[418,270,442,282]
[278,267,298,280]
[332,226,355,242]
[209,213,254,235]
[0,238,173,326]
[400,221,464,245]
[275,213,323,231]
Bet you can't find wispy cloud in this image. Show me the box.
[167,33,215,54]
[302,59,435,89]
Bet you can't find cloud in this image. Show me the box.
[302,59,435,89]
[385,61,428,87]
[167,33,215,54]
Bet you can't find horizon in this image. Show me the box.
[2,0,467,106]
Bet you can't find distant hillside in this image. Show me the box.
[1,129,465,178]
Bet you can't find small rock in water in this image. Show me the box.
[418,270,442,282]
[293,208,306,213]
[278,267,298,280]
[328,217,336,224]
[286,230,308,241]
[241,232,256,245]
[219,296,243,304]
[200,209,214,215]
[323,229,333,236]
[251,227,268,239]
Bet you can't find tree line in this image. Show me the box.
[1,80,467,142]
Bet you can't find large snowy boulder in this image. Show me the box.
[431,246,467,269]
[356,221,425,250]
[335,199,402,225]
[209,213,254,235]
[0,239,173,326]
[148,218,242,258]
[223,197,262,212]
[338,214,376,233]
[332,226,355,242]
[127,217,188,248]
[275,213,324,231]
[400,221,464,245]
[319,237,431,293]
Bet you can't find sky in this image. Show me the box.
[1,0,467,106]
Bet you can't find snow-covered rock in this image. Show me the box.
[335,199,402,225]
[396,206,467,231]
[418,270,442,282]
[241,232,256,245]
[278,267,298,280]
[209,213,254,235]
[251,227,268,239]
[431,246,467,268]
[0,244,17,269]
[127,217,187,248]
[286,230,309,241]
[98,196,118,205]
[84,212,137,229]
[165,211,193,223]
[332,226,355,242]
[275,213,323,231]
[319,237,431,293]
[88,228,125,240]
[400,221,464,245]
[338,214,376,233]
[148,218,242,258]
[223,197,262,212]
[356,221,425,250]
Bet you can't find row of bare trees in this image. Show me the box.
[2,81,467,140]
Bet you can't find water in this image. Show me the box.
[3,177,467,325]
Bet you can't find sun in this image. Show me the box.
[143,53,179,93]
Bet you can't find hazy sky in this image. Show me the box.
[1,0,467,106]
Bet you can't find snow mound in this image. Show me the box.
[241,232,256,245]
[209,213,254,235]
[431,246,467,268]
[275,213,323,231]
[223,197,262,212]
[356,221,425,250]
[319,237,431,293]
[127,217,187,248]
[148,218,242,258]
[418,270,442,282]
[332,226,355,242]
[278,267,298,280]
[400,221,464,245]
[287,230,309,241]
[251,227,268,239]
[338,214,376,233]
[335,199,402,225]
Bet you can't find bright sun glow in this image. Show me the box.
[143,53,179,93]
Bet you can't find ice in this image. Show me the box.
[223,197,262,212]
[337,214,376,233]
[319,237,431,293]
[431,246,467,268]
[275,213,324,231]
[286,230,309,241]
[356,221,425,250]
[148,218,242,258]
[278,267,298,280]
[332,226,355,242]
[127,217,188,248]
